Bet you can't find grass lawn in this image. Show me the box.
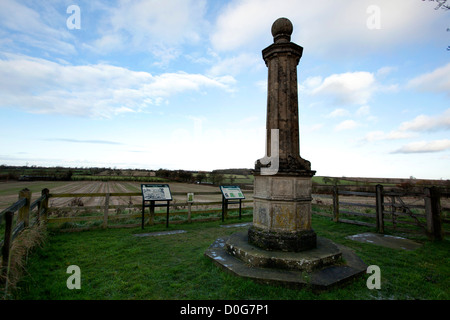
[11,212,449,300]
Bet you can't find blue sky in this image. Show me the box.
[0,0,449,179]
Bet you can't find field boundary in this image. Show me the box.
[45,190,253,231]
[0,188,49,295]
[321,184,449,240]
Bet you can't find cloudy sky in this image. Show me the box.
[0,0,449,179]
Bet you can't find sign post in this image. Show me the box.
[187,193,194,223]
[141,184,173,229]
[220,186,245,222]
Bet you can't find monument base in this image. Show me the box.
[252,174,317,251]
[205,231,367,289]
[248,226,317,252]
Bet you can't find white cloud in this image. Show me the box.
[207,52,261,76]
[376,66,397,77]
[0,53,235,118]
[392,139,450,154]
[407,63,450,97]
[0,0,76,55]
[356,105,370,117]
[303,123,324,133]
[335,119,360,131]
[398,109,450,132]
[303,72,376,105]
[361,109,450,144]
[362,130,415,142]
[92,0,207,60]
[326,108,350,118]
[210,0,444,56]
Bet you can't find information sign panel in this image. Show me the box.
[220,185,245,200]
[141,184,173,201]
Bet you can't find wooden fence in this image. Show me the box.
[0,188,49,291]
[1,184,447,280]
[328,185,448,240]
[45,190,253,232]
[0,187,251,294]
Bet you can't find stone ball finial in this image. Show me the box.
[271,17,293,43]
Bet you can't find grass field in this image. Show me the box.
[10,212,449,300]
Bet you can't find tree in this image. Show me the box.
[422,0,450,50]
[196,172,207,183]
[422,0,450,10]
[177,170,193,183]
[209,171,225,186]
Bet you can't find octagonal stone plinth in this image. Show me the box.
[250,174,316,251]
[227,232,340,272]
[204,232,367,289]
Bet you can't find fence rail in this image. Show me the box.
[0,188,49,293]
[45,190,253,231]
[329,184,448,240]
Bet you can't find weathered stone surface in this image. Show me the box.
[227,232,340,272]
[346,232,423,251]
[254,18,314,176]
[133,230,186,237]
[251,18,316,252]
[205,18,367,290]
[254,175,313,200]
[248,226,316,252]
[252,174,316,251]
[271,17,293,43]
[204,234,367,289]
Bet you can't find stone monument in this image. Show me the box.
[205,18,367,289]
[249,17,316,252]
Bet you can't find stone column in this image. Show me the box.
[249,18,316,252]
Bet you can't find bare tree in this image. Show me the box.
[422,0,450,50]
[422,0,450,10]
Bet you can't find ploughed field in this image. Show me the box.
[0,181,253,212]
[1,180,448,215]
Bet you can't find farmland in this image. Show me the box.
[2,176,449,214]
[0,180,246,212]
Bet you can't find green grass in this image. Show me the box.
[11,212,450,300]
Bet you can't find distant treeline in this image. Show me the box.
[212,168,253,176]
[154,168,251,185]
[0,165,149,181]
[0,165,78,181]
[0,165,254,185]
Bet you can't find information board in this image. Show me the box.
[141,184,173,201]
[220,185,245,200]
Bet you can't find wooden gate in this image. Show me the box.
[331,184,446,240]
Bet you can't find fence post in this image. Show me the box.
[18,188,31,228]
[103,193,110,229]
[187,193,193,223]
[424,187,444,241]
[187,203,192,223]
[41,188,50,223]
[375,184,384,233]
[333,185,339,222]
[1,211,14,286]
[390,195,396,229]
[150,201,155,225]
